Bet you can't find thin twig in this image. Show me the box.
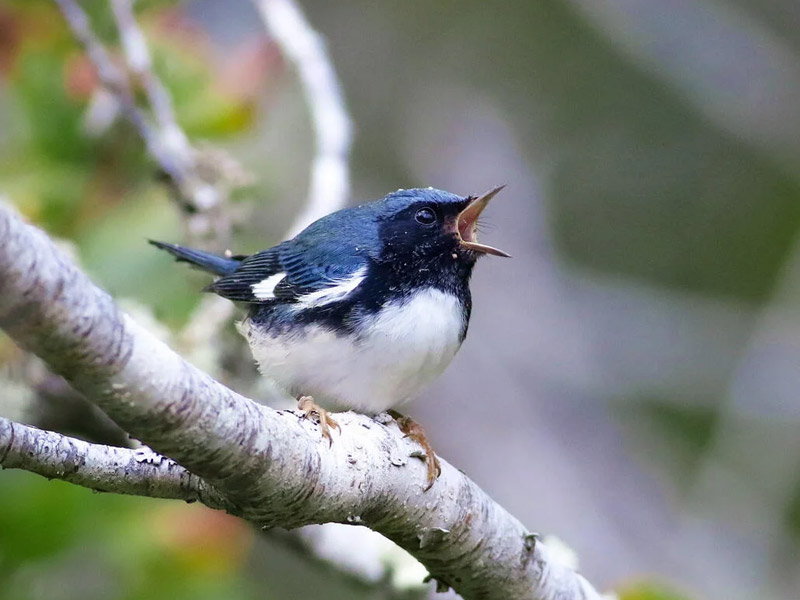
[0,417,232,511]
[110,0,187,149]
[55,0,241,238]
[252,0,353,236]
[108,0,220,212]
[54,0,150,136]
[55,0,188,199]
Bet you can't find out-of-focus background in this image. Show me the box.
[2,0,800,599]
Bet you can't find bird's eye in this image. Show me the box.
[415,207,437,225]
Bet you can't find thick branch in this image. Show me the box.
[0,417,231,510]
[0,202,602,600]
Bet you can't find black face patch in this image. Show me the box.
[378,200,474,263]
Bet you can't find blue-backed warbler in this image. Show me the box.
[152,186,508,488]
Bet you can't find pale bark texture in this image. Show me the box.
[0,201,603,600]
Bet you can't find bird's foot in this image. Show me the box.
[297,396,340,446]
[388,410,441,491]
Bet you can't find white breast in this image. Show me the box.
[242,288,466,414]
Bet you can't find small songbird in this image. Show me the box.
[151,186,508,488]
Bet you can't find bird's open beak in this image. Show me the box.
[456,185,511,257]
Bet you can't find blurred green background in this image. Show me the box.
[2,0,800,598]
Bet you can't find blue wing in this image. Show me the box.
[209,209,377,304]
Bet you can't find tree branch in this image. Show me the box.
[252,0,353,237]
[54,0,244,242]
[54,0,195,204]
[110,0,189,159]
[0,417,231,510]
[0,201,603,599]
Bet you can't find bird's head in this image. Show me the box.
[374,186,509,269]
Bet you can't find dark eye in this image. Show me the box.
[415,207,437,225]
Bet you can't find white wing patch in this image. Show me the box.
[295,266,367,309]
[251,272,286,300]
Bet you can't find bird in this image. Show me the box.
[151,186,508,488]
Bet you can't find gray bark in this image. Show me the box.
[0,201,603,600]
[0,418,230,510]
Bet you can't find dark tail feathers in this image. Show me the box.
[149,240,241,276]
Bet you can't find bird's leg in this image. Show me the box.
[387,409,442,490]
[297,396,340,446]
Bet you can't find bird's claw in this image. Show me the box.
[388,410,441,490]
[297,396,340,446]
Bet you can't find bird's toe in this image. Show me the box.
[297,396,339,446]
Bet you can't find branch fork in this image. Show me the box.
[0,200,603,600]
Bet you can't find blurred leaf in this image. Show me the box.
[144,15,257,138]
[10,48,92,163]
[77,193,203,327]
[785,479,800,541]
[0,471,86,567]
[0,471,253,600]
[612,397,717,488]
[617,580,694,600]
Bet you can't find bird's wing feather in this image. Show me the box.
[207,246,284,301]
[208,236,370,304]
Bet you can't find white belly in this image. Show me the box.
[242,288,466,414]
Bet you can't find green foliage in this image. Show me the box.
[0,1,257,317]
[618,580,694,600]
[613,397,717,488]
[0,471,254,600]
[76,194,202,326]
[148,38,255,138]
